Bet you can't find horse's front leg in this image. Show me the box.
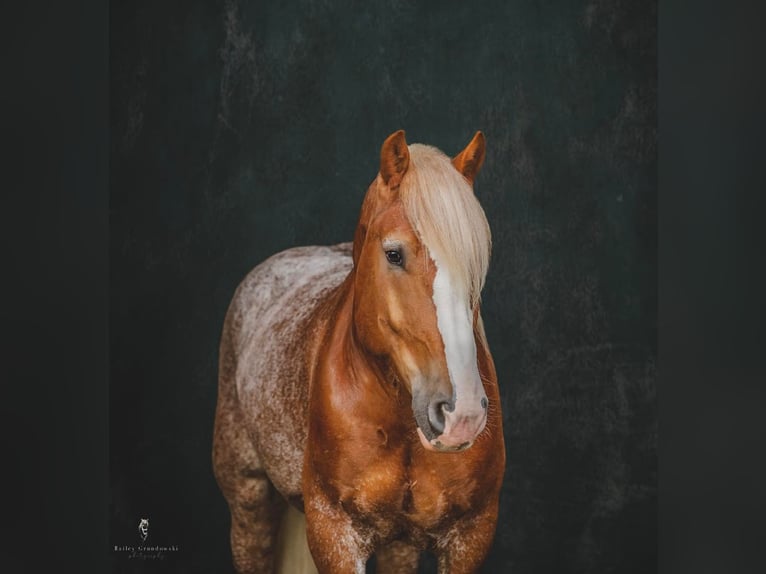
[435,505,500,574]
[303,490,371,574]
[213,401,286,573]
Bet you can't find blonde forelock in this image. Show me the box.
[398,144,492,308]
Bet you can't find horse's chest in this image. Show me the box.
[404,465,479,532]
[343,455,479,534]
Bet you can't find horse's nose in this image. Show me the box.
[427,394,488,437]
[436,393,488,447]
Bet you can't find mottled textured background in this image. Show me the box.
[110,0,656,572]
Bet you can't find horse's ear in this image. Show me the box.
[380,130,410,189]
[452,131,486,186]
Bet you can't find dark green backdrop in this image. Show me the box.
[110,0,656,572]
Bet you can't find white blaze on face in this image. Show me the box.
[430,255,483,408]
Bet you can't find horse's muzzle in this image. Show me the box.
[414,394,488,453]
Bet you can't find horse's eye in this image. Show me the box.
[385,249,403,266]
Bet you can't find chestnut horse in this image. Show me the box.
[213,130,505,574]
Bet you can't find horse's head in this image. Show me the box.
[138,518,149,541]
[352,130,492,453]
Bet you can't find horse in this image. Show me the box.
[213,130,506,574]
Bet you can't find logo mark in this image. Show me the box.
[138,518,149,542]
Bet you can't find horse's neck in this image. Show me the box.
[305,272,354,387]
[310,271,398,403]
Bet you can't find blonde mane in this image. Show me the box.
[399,144,492,309]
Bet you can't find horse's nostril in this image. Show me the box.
[427,400,449,435]
[481,397,488,410]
